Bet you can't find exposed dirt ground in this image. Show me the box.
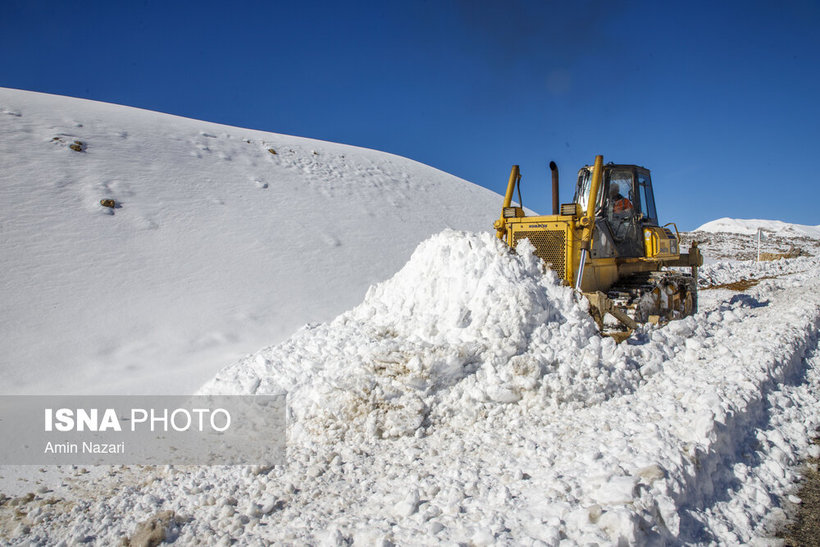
[779,434,820,546]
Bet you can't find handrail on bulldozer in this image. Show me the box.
[575,155,604,290]
[663,222,681,242]
[494,165,521,240]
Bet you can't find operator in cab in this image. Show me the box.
[609,183,633,214]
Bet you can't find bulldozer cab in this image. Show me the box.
[575,164,659,259]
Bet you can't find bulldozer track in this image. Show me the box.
[606,270,697,326]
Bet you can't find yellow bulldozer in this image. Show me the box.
[494,155,702,339]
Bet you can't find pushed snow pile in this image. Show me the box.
[348,229,588,349]
[203,230,641,441]
[696,217,820,238]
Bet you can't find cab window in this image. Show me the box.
[637,171,657,223]
[606,169,635,218]
[575,169,604,214]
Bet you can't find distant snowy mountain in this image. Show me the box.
[695,217,820,238]
[685,217,820,262]
[0,88,500,395]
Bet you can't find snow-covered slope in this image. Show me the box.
[696,217,820,238]
[0,88,499,395]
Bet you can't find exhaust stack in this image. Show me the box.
[550,161,559,214]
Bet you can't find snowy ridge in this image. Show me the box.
[0,88,499,394]
[695,217,820,239]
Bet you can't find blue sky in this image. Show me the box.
[3,0,819,230]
